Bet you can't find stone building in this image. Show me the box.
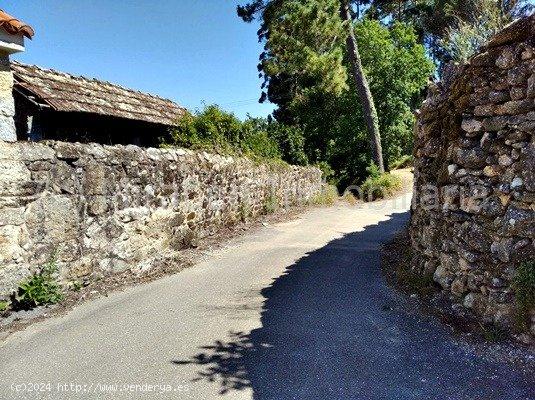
[0,9,186,147]
[0,9,34,142]
[12,62,187,146]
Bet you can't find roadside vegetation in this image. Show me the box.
[513,260,535,332]
[358,163,403,201]
[11,255,64,311]
[382,230,437,297]
[263,192,280,214]
[311,185,339,206]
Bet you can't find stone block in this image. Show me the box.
[0,115,16,142]
[25,195,80,246]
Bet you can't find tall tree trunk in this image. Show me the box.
[340,0,384,172]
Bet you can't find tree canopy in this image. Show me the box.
[239,1,434,188]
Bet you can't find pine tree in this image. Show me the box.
[340,0,383,171]
[238,0,385,172]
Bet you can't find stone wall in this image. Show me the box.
[0,140,322,298]
[411,17,535,335]
[0,54,16,142]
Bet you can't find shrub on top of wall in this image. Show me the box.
[161,105,308,166]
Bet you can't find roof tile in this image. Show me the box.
[0,10,34,39]
[12,62,186,126]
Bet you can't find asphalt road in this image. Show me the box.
[1,196,533,400]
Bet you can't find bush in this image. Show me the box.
[162,105,308,166]
[265,123,308,166]
[513,260,535,331]
[311,185,339,206]
[0,301,9,313]
[359,163,403,201]
[390,155,413,170]
[263,192,279,214]
[240,127,281,160]
[164,105,243,152]
[440,0,507,63]
[342,191,358,206]
[14,256,64,310]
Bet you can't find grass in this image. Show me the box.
[397,269,437,297]
[311,185,339,206]
[0,300,9,313]
[13,256,64,310]
[263,192,279,214]
[512,260,535,332]
[359,171,403,202]
[390,155,413,170]
[342,191,358,205]
[382,230,438,297]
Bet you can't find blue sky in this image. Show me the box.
[5,0,275,119]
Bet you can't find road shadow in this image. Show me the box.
[173,211,534,399]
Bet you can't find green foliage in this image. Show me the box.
[354,20,433,171]
[263,192,279,214]
[367,0,533,67]
[390,154,413,170]
[513,260,535,331]
[311,185,339,206]
[237,0,533,188]
[242,9,433,189]
[15,256,64,309]
[315,161,335,182]
[245,117,308,165]
[162,105,309,167]
[261,0,348,105]
[359,164,403,201]
[162,105,275,160]
[440,0,508,62]
[264,123,308,166]
[69,280,83,292]
[0,300,9,312]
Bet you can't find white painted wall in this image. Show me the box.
[0,31,24,54]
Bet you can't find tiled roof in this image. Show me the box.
[12,62,186,126]
[0,10,34,39]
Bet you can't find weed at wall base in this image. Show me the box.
[0,301,9,313]
[12,256,64,310]
[263,193,279,214]
[512,260,535,332]
[238,201,252,222]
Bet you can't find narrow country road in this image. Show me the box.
[0,196,533,400]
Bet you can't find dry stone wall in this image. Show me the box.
[0,140,322,298]
[411,17,535,335]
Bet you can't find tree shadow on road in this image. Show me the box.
[172,211,534,399]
